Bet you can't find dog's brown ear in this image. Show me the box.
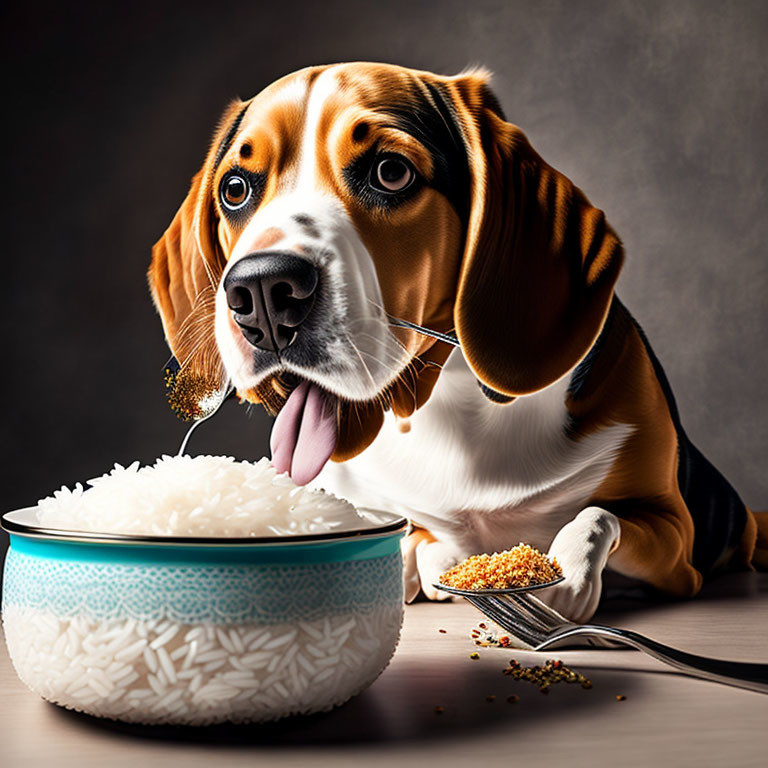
[148,99,250,359]
[445,73,624,396]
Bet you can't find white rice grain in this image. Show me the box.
[156,647,177,683]
[170,645,188,662]
[196,649,228,664]
[143,647,158,674]
[149,624,180,650]
[147,674,165,696]
[115,638,147,662]
[181,640,198,670]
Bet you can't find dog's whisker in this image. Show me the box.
[345,334,411,370]
[343,339,411,383]
[361,297,460,348]
[191,209,225,293]
[342,325,413,359]
[342,333,422,415]
[341,332,382,396]
[397,359,420,405]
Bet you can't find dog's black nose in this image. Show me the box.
[223,252,318,353]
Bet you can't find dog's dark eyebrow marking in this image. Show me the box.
[352,122,369,142]
[240,142,253,158]
[382,80,471,225]
[293,214,321,238]
[212,101,250,173]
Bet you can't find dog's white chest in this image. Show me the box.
[314,351,632,553]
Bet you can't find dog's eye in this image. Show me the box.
[220,174,251,210]
[370,155,415,193]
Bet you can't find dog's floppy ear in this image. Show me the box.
[148,99,250,358]
[446,73,624,397]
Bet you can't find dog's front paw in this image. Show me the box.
[416,538,465,601]
[401,529,463,602]
[538,506,621,623]
[537,566,603,624]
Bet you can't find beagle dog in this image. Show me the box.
[149,62,766,622]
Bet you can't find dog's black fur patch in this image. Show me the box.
[477,381,516,404]
[626,304,748,574]
[293,214,321,239]
[212,102,251,173]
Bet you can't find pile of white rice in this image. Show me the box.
[36,455,372,537]
[4,603,402,725]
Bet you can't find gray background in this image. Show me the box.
[1,0,766,560]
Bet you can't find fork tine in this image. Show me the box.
[487,597,550,642]
[465,596,513,631]
[500,595,556,634]
[509,593,573,629]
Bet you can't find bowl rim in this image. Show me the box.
[1,506,409,547]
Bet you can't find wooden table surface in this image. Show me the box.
[2,573,767,768]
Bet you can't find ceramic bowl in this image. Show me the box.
[1,507,407,725]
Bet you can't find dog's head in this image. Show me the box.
[149,62,623,482]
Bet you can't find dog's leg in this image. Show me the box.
[402,526,436,603]
[607,506,703,598]
[540,506,621,623]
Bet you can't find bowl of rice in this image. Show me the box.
[1,455,407,726]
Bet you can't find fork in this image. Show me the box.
[435,579,768,694]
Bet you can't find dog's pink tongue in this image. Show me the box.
[270,381,337,486]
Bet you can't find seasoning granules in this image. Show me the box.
[440,544,562,590]
[502,658,593,692]
[431,655,593,714]
[164,364,221,421]
[471,625,516,648]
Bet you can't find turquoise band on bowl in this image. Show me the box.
[2,510,407,625]
[8,531,403,565]
[3,547,404,624]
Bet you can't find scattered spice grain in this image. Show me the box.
[470,652,480,660]
[472,625,520,648]
[502,658,592,692]
[616,695,626,701]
